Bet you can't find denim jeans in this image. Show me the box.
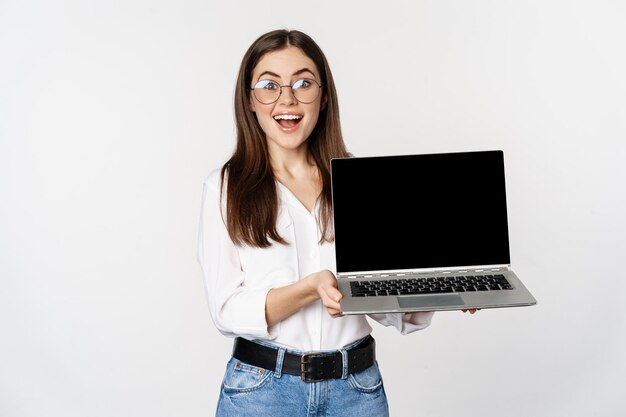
[215,337,389,417]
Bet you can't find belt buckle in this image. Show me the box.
[300,353,325,383]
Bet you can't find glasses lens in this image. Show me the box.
[292,79,320,104]
[253,80,280,104]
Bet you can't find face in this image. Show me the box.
[249,46,325,157]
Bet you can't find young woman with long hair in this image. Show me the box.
[198,29,437,417]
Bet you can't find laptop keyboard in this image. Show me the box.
[349,274,513,297]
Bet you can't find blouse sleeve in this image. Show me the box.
[367,312,435,335]
[197,173,276,340]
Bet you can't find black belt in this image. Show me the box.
[232,335,375,383]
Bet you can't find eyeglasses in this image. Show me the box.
[251,79,322,105]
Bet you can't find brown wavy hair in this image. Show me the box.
[221,29,349,248]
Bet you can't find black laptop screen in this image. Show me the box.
[330,150,511,273]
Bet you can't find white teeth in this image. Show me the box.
[273,114,303,121]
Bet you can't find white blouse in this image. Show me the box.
[198,168,434,352]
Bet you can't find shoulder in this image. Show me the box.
[203,166,227,192]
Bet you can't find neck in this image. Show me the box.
[268,145,315,178]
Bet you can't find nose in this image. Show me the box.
[278,85,298,105]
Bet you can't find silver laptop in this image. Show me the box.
[330,150,537,314]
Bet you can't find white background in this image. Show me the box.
[1,1,625,416]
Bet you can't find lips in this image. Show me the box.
[273,113,303,131]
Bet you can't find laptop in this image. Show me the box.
[330,150,537,314]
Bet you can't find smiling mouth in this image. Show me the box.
[273,114,303,129]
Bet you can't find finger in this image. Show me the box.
[321,284,343,305]
[327,307,341,315]
[325,286,343,303]
[327,307,343,317]
[325,303,342,317]
[320,288,341,311]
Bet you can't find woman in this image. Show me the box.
[198,29,438,417]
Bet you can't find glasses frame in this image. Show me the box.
[250,78,323,105]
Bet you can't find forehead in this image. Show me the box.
[252,46,320,79]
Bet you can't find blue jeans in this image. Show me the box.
[215,337,389,417]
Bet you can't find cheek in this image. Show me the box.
[307,115,320,131]
[306,109,322,130]
[255,110,276,135]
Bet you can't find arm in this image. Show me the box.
[198,173,342,338]
[368,312,435,335]
[265,270,342,326]
[368,310,478,335]
[198,176,277,339]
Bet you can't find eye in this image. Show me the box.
[292,79,312,90]
[254,80,280,90]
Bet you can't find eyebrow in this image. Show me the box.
[256,68,317,81]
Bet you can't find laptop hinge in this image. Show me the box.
[338,265,510,278]
[439,266,510,274]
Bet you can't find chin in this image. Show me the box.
[270,135,309,150]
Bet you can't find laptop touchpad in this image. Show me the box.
[397,295,464,309]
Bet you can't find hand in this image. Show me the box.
[305,270,344,318]
[462,309,480,314]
